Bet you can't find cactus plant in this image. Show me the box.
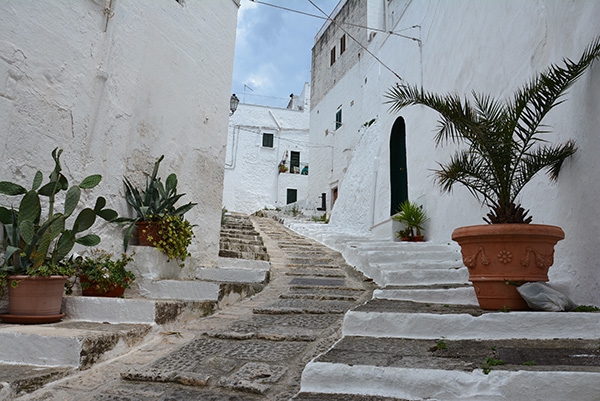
[0,148,118,278]
[116,155,196,254]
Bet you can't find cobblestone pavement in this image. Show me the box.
[15,217,376,401]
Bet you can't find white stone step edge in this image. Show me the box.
[64,297,159,324]
[342,310,600,340]
[0,324,155,367]
[374,287,479,306]
[300,362,600,401]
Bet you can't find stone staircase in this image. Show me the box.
[219,212,270,261]
[0,214,271,398]
[287,221,600,401]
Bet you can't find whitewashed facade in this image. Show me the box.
[0,0,239,267]
[309,0,600,305]
[223,84,311,214]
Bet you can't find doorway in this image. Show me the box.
[390,117,408,215]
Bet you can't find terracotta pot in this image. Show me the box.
[452,224,565,311]
[136,221,159,246]
[79,276,127,298]
[0,276,67,323]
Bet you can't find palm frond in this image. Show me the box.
[511,140,577,201]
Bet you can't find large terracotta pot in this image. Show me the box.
[452,224,565,311]
[0,275,67,324]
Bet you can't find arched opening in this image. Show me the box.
[390,117,408,215]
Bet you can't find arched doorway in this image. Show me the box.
[390,117,408,215]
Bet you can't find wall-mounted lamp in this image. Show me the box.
[230,94,239,116]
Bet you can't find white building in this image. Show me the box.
[308,0,600,305]
[0,0,239,267]
[223,84,311,214]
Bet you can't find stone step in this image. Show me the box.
[0,321,152,368]
[293,393,405,401]
[374,284,478,306]
[362,249,462,264]
[63,297,216,325]
[300,336,600,401]
[0,364,74,399]
[219,242,264,251]
[341,299,600,340]
[219,233,262,242]
[218,249,270,261]
[253,298,357,315]
[365,265,469,287]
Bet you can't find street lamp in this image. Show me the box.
[230,94,239,115]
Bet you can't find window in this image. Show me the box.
[290,151,300,173]
[340,34,346,55]
[262,133,274,148]
[286,188,297,204]
[330,46,336,66]
[332,186,338,207]
[335,109,342,130]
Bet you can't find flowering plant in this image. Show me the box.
[144,214,194,267]
[71,249,135,295]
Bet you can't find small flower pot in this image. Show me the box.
[79,276,127,298]
[136,221,159,246]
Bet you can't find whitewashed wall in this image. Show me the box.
[223,85,310,214]
[310,0,600,304]
[0,0,239,268]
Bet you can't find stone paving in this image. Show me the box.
[12,216,375,401]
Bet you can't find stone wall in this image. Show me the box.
[0,0,239,267]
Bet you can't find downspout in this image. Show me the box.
[270,110,282,205]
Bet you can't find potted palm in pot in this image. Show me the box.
[0,148,118,323]
[393,200,428,241]
[385,36,600,310]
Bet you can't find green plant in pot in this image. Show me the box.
[71,249,135,297]
[385,36,600,310]
[393,200,428,241]
[0,148,118,322]
[116,155,196,266]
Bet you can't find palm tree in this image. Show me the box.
[385,35,600,224]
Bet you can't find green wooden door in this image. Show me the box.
[390,117,408,215]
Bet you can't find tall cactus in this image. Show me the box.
[0,148,118,273]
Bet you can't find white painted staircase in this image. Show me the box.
[287,222,600,401]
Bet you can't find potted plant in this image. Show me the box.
[278,161,288,173]
[385,36,600,310]
[0,148,118,323]
[393,200,428,241]
[117,155,196,266]
[72,250,135,297]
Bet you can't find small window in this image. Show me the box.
[335,109,342,130]
[332,186,338,207]
[286,188,297,204]
[330,46,336,66]
[340,34,346,54]
[290,151,300,173]
[262,133,274,148]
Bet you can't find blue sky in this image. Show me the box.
[232,0,339,108]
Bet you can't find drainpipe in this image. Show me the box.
[270,110,282,206]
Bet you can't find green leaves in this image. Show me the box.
[79,174,102,189]
[384,35,600,223]
[0,181,27,195]
[121,156,196,252]
[0,148,115,273]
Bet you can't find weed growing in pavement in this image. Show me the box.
[482,357,505,374]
